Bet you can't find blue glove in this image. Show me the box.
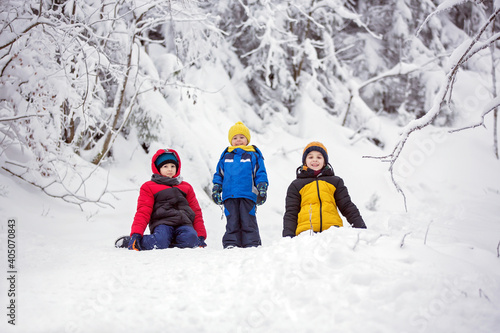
[198,236,207,248]
[256,182,268,206]
[128,233,142,251]
[212,184,222,205]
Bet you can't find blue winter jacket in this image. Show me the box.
[213,145,268,202]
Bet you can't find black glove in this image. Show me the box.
[256,182,268,206]
[128,233,142,251]
[198,236,207,248]
[212,184,222,205]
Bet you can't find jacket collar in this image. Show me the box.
[227,145,256,153]
[297,164,335,178]
[151,174,183,186]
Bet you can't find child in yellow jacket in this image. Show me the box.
[283,142,366,237]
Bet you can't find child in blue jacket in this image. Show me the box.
[212,121,269,248]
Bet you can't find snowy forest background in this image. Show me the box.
[1,0,499,203]
[1,1,500,332]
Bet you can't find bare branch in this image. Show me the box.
[343,59,440,127]
[424,220,433,245]
[416,0,470,37]
[0,113,50,122]
[400,232,412,248]
[479,289,491,302]
[456,32,500,68]
[359,62,423,91]
[352,232,361,250]
[0,20,56,51]
[492,17,499,159]
[2,166,114,210]
[390,162,408,212]
[449,96,500,133]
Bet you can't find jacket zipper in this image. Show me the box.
[315,180,323,232]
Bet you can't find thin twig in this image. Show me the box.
[424,220,434,245]
[352,232,361,251]
[400,232,412,248]
[449,96,500,133]
[0,21,56,51]
[479,289,491,302]
[2,166,114,210]
[0,114,50,122]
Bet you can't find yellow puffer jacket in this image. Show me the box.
[296,179,343,235]
[283,165,366,237]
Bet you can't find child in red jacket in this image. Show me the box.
[115,149,207,250]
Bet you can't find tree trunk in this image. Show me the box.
[92,35,136,165]
[491,14,499,159]
[495,109,498,159]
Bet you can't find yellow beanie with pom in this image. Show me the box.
[228,121,251,144]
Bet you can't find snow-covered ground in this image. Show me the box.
[1,104,499,333]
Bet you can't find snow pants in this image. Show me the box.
[222,198,262,248]
[140,224,199,250]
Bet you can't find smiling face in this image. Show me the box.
[231,134,249,146]
[159,163,177,178]
[305,151,325,171]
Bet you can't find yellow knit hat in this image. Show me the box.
[228,121,251,144]
[302,141,329,165]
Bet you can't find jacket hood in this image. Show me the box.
[151,148,182,178]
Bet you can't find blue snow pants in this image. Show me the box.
[140,224,199,250]
[223,198,262,248]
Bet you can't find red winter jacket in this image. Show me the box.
[130,149,207,239]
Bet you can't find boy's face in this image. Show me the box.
[305,151,325,171]
[159,163,177,178]
[231,134,248,146]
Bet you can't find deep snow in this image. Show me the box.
[1,104,500,333]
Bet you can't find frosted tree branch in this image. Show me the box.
[0,114,50,122]
[363,7,500,210]
[449,96,500,133]
[343,60,437,127]
[0,20,55,51]
[415,0,471,37]
[1,165,114,210]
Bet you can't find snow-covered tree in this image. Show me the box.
[0,0,221,206]
[213,0,369,121]
[368,0,500,207]
[2,0,499,206]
